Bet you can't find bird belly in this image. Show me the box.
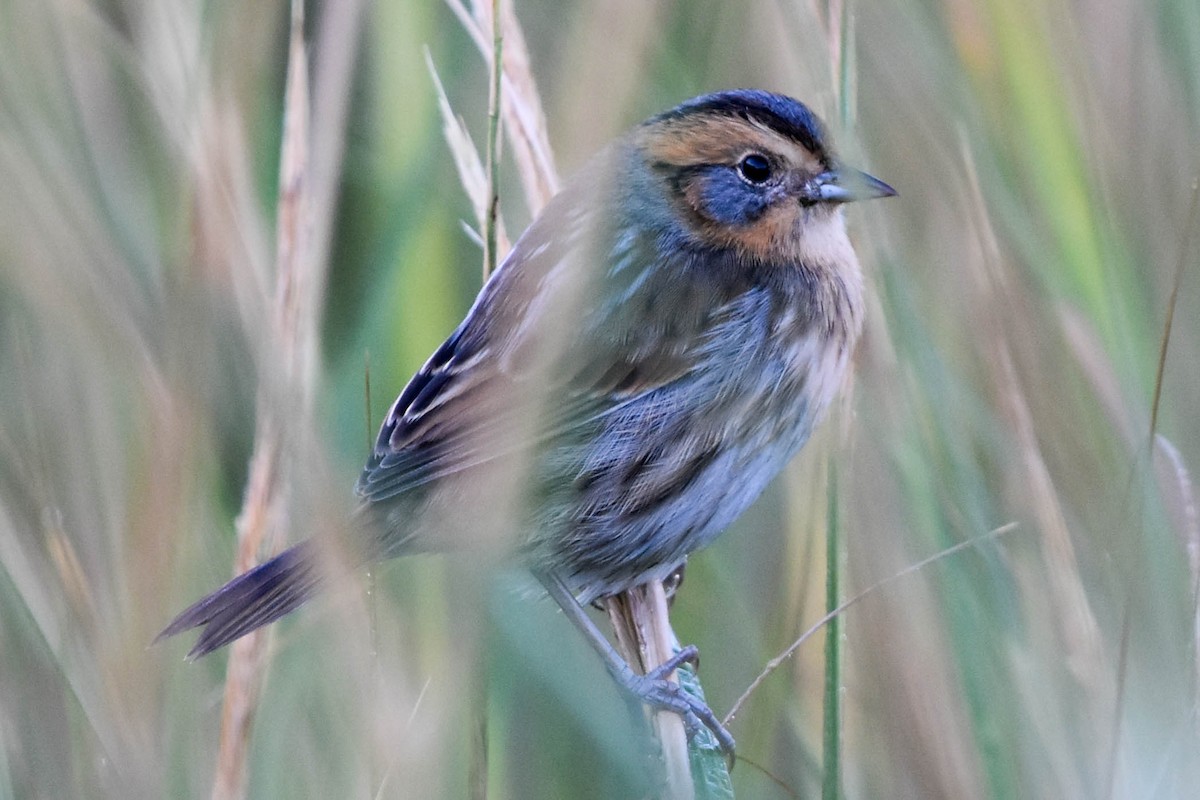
[534,353,826,602]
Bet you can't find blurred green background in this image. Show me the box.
[1,0,1198,797]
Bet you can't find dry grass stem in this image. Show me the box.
[994,342,1107,687]
[725,522,1017,727]
[307,0,369,273]
[487,0,560,209]
[426,51,511,256]
[1153,436,1199,584]
[211,3,321,797]
[959,139,1108,701]
[194,0,365,788]
[446,0,559,211]
[440,0,690,786]
[458,3,690,782]
[483,0,504,279]
[606,584,694,799]
[1151,434,1200,703]
[1149,179,1199,443]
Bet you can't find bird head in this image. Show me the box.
[632,89,895,263]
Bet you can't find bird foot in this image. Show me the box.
[620,644,736,767]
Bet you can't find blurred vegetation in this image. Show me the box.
[1,0,1198,798]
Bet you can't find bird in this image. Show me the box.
[158,88,895,756]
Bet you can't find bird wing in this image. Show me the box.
[354,182,706,506]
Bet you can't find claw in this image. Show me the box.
[534,572,736,767]
[622,652,736,766]
[644,644,699,681]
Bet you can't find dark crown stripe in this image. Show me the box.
[652,89,829,159]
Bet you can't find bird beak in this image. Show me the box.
[809,166,897,204]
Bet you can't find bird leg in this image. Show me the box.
[535,571,737,762]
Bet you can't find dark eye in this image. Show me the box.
[737,153,772,184]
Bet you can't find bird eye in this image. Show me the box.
[737,154,772,184]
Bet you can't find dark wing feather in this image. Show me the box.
[352,127,792,518]
[354,186,603,502]
[354,177,711,508]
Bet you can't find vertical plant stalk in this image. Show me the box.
[606,584,694,799]
[1149,178,1200,724]
[447,0,559,212]
[823,7,853,796]
[362,351,384,794]
[469,4,503,796]
[442,2,697,787]
[425,51,511,255]
[469,710,489,800]
[1149,179,1199,443]
[821,465,842,800]
[482,0,503,281]
[211,4,313,799]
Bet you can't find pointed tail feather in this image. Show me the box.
[156,542,322,659]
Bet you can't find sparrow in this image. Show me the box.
[159,89,896,757]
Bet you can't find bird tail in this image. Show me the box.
[156,541,324,659]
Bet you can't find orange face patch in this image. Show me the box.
[635,113,841,264]
[638,115,827,175]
